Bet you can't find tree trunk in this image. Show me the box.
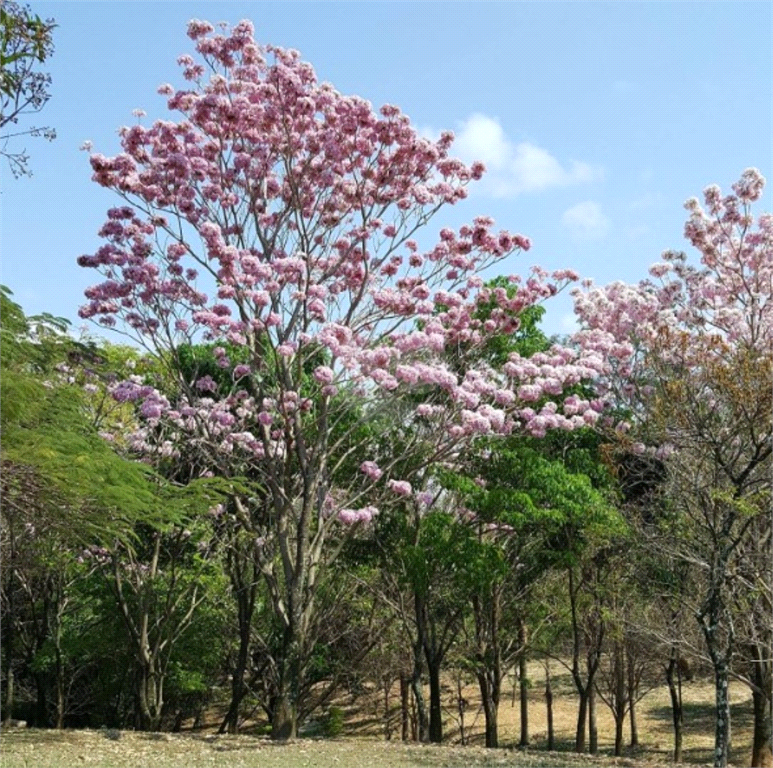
[34,671,48,727]
[410,636,428,743]
[483,688,498,749]
[54,625,65,729]
[456,675,467,746]
[588,680,598,755]
[712,660,731,768]
[751,674,773,767]
[575,688,588,753]
[666,651,684,764]
[271,690,296,741]
[136,664,163,732]
[545,660,554,751]
[3,551,16,725]
[220,587,253,734]
[410,674,428,742]
[613,641,626,756]
[614,702,625,756]
[55,666,65,729]
[569,566,604,755]
[271,642,300,741]
[400,674,410,742]
[570,565,587,754]
[627,645,639,748]
[221,537,260,735]
[471,586,502,749]
[427,656,443,743]
[519,648,529,746]
[477,671,498,748]
[3,665,14,725]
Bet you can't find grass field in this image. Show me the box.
[0,663,757,768]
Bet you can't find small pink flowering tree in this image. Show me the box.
[78,19,603,738]
[572,169,772,768]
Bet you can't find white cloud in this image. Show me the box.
[446,113,601,197]
[561,201,610,240]
[452,114,512,171]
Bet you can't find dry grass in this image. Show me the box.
[0,663,756,768]
[339,661,754,766]
[0,730,695,768]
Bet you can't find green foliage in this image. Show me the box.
[321,706,345,738]
[0,3,54,77]
[2,291,155,541]
[0,2,56,177]
[173,342,250,397]
[399,511,469,595]
[475,276,551,363]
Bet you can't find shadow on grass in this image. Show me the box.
[647,697,753,735]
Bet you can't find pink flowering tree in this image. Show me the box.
[572,169,772,768]
[78,19,604,738]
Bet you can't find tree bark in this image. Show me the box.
[55,658,65,730]
[477,670,498,748]
[400,674,410,742]
[665,650,684,763]
[712,660,731,768]
[271,637,300,740]
[3,534,16,725]
[136,663,163,731]
[271,690,296,740]
[627,644,639,748]
[575,689,588,753]
[456,675,467,746]
[54,614,65,729]
[569,566,604,754]
[751,681,773,767]
[427,656,443,743]
[471,591,501,749]
[613,640,626,756]
[221,621,251,734]
[220,551,257,735]
[410,673,428,742]
[589,680,599,755]
[3,664,14,725]
[545,659,555,751]
[410,634,428,742]
[518,643,529,746]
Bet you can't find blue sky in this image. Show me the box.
[2,0,771,337]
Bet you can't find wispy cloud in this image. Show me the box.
[561,201,610,240]
[424,113,602,198]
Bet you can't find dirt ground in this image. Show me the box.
[0,662,757,768]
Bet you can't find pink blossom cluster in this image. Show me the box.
[574,169,770,356]
[571,169,771,441]
[77,19,613,531]
[337,506,379,525]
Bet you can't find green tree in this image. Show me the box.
[1,288,155,724]
[0,289,224,729]
[0,1,56,178]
